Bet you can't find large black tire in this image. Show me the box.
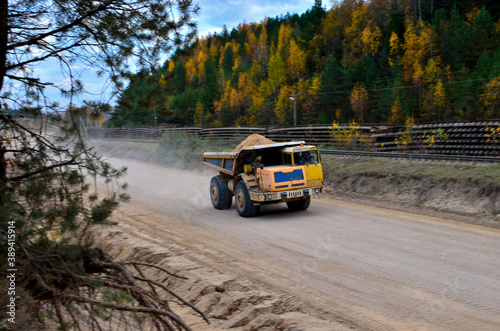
[210,175,232,209]
[286,195,311,211]
[234,181,260,217]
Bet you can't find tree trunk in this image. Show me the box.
[0,146,6,206]
[0,0,8,92]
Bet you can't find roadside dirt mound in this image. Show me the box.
[232,134,275,153]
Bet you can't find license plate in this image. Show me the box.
[287,190,303,198]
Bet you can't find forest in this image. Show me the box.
[107,0,500,128]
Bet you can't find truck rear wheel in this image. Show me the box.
[235,181,260,217]
[286,195,311,211]
[210,175,232,209]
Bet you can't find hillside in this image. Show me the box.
[108,0,500,128]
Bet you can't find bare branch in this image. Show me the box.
[133,275,211,324]
[8,158,79,182]
[123,260,188,279]
[6,1,114,51]
[63,294,193,331]
[5,38,87,71]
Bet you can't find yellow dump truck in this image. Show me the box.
[203,141,323,217]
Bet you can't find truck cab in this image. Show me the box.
[281,145,323,189]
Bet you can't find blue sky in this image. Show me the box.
[196,0,317,36]
[38,0,318,108]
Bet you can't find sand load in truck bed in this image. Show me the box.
[232,134,275,153]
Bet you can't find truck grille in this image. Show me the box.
[274,169,304,183]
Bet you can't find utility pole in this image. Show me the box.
[290,88,297,126]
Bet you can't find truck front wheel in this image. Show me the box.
[286,195,311,211]
[210,175,232,209]
[235,181,260,217]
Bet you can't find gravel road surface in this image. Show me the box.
[107,157,500,330]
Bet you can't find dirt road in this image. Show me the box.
[104,157,500,330]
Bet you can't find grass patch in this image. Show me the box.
[321,155,500,183]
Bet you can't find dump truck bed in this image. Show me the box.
[203,152,238,176]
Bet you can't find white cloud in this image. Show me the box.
[196,0,316,35]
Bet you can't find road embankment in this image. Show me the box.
[322,156,500,228]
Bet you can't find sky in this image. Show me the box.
[33,0,319,109]
[196,0,317,36]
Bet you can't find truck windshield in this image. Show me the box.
[293,150,319,165]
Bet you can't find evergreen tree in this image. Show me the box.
[0,0,208,329]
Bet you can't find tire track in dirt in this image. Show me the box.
[94,201,352,330]
[215,201,500,330]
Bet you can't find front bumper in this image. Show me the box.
[249,187,323,203]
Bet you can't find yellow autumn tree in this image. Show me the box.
[322,0,360,52]
[257,22,269,70]
[361,25,382,56]
[167,59,175,73]
[343,4,368,65]
[245,29,258,60]
[193,100,212,127]
[286,39,306,82]
[237,72,254,119]
[241,72,264,125]
[185,44,209,87]
[424,56,447,84]
[268,45,286,100]
[209,38,219,60]
[196,49,208,85]
[302,76,322,124]
[217,41,234,90]
[423,79,447,121]
[277,23,293,58]
[245,90,265,125]
[400,18,437,84]
[306,33,324,70]
[231,41,242,72]
[342,3,384,65]
[218,42,229,68]
[389,31,401,66]
[159,74,167,86]
[399,18,438,117]
[274,85,294,125]
[219,41,236,71]
[185,57,197,86]
[350,84,369,122]
[420,57,449,121]
[480,77,500,119]
[250,59,264,82]
[390,99,405,124]
[214,81,232,125]
[229,87,243,124]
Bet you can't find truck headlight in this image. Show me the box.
[267,194,273,200]
[315,188,320,194]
